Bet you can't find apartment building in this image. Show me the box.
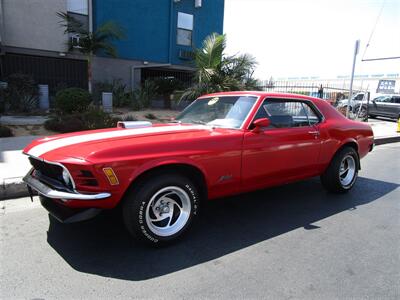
[0,0,225,92]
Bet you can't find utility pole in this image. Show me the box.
[347,40,360,118]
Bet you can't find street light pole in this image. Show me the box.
[346,40,360,118]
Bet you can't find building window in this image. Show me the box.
[177,12,193,46]
[67,0,88,15]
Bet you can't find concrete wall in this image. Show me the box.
[1,0,68,52]
[91,56,143,90]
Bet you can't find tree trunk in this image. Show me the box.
[163,94,171,109]
[87,55,93,93]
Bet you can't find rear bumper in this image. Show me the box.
[23,173,111,201]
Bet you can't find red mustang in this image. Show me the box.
[23,92,374,245]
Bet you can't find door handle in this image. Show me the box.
[308,131,320,138]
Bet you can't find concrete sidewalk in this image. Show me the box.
[1,120,399,200]
[368,118,400,144]
[0,115,48,125]
[0,135,41,199]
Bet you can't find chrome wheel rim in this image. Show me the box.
[339,155,356,187]
[145,186,191,237]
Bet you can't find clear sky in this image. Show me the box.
[223,0,400,79]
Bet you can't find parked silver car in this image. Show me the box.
[337,93,366,110]
[353,95,400,120]
[368,95,400,119]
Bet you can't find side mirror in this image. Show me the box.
[252,118,270,133]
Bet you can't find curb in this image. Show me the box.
[0,179,30,200]
[1,136,399,201]
[374,135,400,145]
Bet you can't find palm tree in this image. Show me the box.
[181,33,260,101]
[57,12,124,92]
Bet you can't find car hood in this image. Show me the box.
[23,124,213,161]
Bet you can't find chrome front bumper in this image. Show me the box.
[23,173,111,201]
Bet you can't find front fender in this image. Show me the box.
[124,157,209,193]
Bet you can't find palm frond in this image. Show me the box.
[95,42,118,57]
[95,21,125,41]
[57,11,86,35]
[57,11,124,58]
[182,33,260,103]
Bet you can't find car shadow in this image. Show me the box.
[46,176,399,281]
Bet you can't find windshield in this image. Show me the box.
[175,96,258,129]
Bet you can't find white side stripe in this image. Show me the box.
[27,125,205,157]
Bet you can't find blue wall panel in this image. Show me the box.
[93,0,224,66]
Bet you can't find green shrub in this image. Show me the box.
[44,115,86,133]
[84,108,120,130]
[4,73,39,113]
[130,80,158,110]
[144,113,157,120]
[0,83,6,114]
[153,77,184,108]
[55,88,91,115]
[93,79,131,107]
[131,95,142,111]
[44,108,120,133]
[0,125,13,137]
[123,114,137,121]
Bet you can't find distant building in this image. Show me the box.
[0,0,225,92]
[270,73,400,95]
[92,0,224,88]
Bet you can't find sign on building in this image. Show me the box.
[376,80,396,93]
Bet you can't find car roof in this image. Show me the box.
[377,94,399,97]
[198,91,323,102]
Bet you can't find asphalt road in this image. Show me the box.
[1,143,399,299]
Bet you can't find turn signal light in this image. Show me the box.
[103,167,119,185]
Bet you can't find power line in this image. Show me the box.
[361,0,386,61]
[362,56,400,61]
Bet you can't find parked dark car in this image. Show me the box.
[354,95,400,120]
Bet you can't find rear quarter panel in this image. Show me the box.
[314,99,374,169]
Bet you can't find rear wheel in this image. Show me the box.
[122,174,200,246]
[321,147,359,193]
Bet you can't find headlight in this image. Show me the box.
[62,169,71,186]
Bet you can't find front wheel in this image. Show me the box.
[321,147,359,193]
[356,106,368,121]
[123,174,200,246]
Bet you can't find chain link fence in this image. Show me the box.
[257,80,370,121]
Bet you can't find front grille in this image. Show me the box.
[29,157,63,180]
[28,157,73,191]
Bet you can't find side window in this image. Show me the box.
[252,99,321,129]
[264,102,307,128]
[301,102,320,125]
[391,97,400,104]
[354,94,364,100]
[375,96,391,103]
[382,97,392,103]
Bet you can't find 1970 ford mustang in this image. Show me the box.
[23,92,374,245]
